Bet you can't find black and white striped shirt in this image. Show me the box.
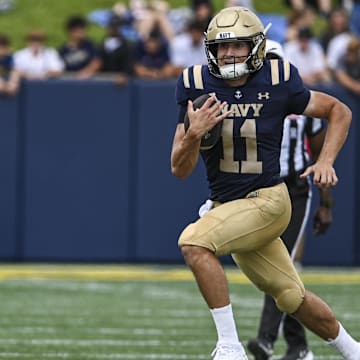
[280,115,325,178]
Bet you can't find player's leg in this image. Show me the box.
[180,245,248,359]
[178,183,292,359]
[293,292,360,359]
[257,295,283,345]
[247,294,281,359]
[279,178,313,359]
[232,240,360,360]
[282,316,311,360]
[179,183,292,256]
[247,178,311,359]
[179,183,292,305]
[181,246,230,308]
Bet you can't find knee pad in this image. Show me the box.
[274,284,305,314]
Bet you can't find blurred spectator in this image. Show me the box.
[89,1,175,43]
[59,15,102,79]
[340,0,360,37]
[326,29,353,72]
[284,27,330,86]
[0,33,20,95]
[170,19,207,75]
[225,0,254,10]
[284,0,331,18]
[319,7,349,52]
[98,15,135,86]
[87,3,141,42]
[167,6,194,35]
[13,30,64,80]
[127,0,174,42]
[334,36,360,96]
[348,0,360,37]
[134,26,175,79]
[285,5,316,42]
[191,0,214,27]
[110,2,142,42]
[148,0,175,40]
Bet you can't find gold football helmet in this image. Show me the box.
[205,7,268,80]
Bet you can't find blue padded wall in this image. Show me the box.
[303,86,358,265]
[133,80,208,262]
[0,80,359,265]
[21,80,131,261]
[0,95,18,259]
[303,131,356,265]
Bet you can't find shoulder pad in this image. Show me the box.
[269,59,291,85]
[182,65,205,90]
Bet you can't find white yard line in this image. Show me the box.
[0,352,343,359]
[0,338,215,347]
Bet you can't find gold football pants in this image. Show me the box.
[178,182,305,314]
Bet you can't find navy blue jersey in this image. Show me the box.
[135,38,170,69]
[59,39,99,72]
[175,61,311,202]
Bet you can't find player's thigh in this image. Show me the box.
[178,183,291,256]
[232,238,305,313]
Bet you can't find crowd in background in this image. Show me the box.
[0,0,359,97]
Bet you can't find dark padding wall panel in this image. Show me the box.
[0,96,18,259]
[1,80,358,265]
[21,80,131,261]
[133,80,209,262]
[303,86,358,266]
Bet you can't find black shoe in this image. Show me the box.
[247,338,273,360]
[280,348,314,360]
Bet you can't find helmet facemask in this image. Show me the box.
[204,7,270,80]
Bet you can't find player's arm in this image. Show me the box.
[313,185,333,235]
[308,128,337,203]
[300,90,352,186]
[308,130,334,235]
[171,97,228,179]
[307,128,325,163]
[171,121,201,179]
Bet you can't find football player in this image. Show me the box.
[246,39,333,360]
[171,6,357,360]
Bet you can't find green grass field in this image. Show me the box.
[0,264,359,359]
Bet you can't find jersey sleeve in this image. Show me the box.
[285,62,311,115]
[175,71,189,124]
[175,65,206,124]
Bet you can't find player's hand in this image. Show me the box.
[299,161,338,187]
[186,96,230,139]
[313,206,332,235]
